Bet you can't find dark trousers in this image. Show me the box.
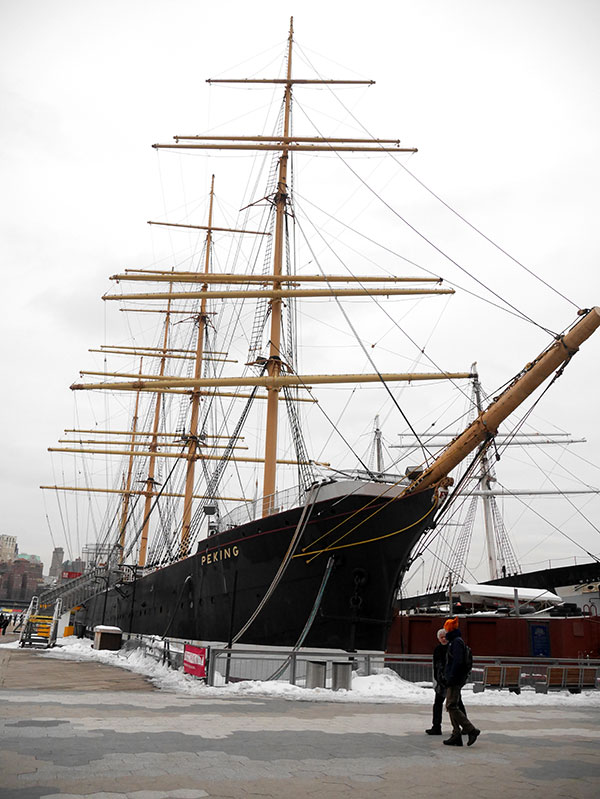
[432,689,465,728]
[445,684,475,734]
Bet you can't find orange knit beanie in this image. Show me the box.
[444,617,459,632]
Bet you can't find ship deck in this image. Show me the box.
[1,634,599,798]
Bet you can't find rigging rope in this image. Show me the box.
[230,482,321,645]
[266,555,335,681]
[296,99,555,338]
[294,212,434,464]
[295,190,554,329]
[394,161,580,311]
[295,41,577,321]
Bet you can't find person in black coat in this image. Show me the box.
[425,628,465,735]
[443,617,481,747]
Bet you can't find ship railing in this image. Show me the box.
[217,484,305,530]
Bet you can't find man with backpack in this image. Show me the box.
[443,617,481,747]
[425,627,467,736]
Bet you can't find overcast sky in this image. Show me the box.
[1,0,599,583]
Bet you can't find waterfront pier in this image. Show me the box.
[1,636,599,798]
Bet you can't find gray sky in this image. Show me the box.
[1,0,599,582]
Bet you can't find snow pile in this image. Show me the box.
[4,636,600,706]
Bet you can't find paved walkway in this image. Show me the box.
[1,638,599,799]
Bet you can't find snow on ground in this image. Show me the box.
[3,636,600,706]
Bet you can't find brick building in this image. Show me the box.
[0,557,44,601]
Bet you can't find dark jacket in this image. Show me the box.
[444,628,468,686]
[432,642,447,693]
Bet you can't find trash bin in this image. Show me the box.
[332,661,353,691]
[306,660,327,689]
[93,625,122,651]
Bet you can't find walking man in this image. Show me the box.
[426,627,466,735]
[443,617,481,747]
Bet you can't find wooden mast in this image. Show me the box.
[118,358,143,560]
[65,18,469,556]
[138,285,174,567]
[145,17,421,519]
[261,17,294,515]
[180,175,215,557]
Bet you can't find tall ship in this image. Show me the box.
[41,20,600,652]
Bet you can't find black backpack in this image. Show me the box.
[462,641,473,681]
[449,638,473,683]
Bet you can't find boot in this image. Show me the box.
[467,728,481,747]
[425,726,442,735]
[443,732,463,746]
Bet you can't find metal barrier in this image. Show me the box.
[306,661,327,689]
[119,635,600,693]
[332,662,353,691]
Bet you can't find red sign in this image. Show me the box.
[61,571,82,580]
[183,644,207,678]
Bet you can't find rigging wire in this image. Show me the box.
[394,161,580,311]
[413,446,493,588]
[293,195,477,412]
[267,336,375,478]
[295,41,577,320]
[295,191,556,328]
[486,361,600,561]
[295,98,555,338]
[293,212,433,464]
[123,443,189,561]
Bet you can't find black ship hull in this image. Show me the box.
[83,482,437,651]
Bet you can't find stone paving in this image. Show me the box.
[1,637,599,798]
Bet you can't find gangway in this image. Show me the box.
[38,566,123,612]
[19,597,63,648]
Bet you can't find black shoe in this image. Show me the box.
[443,733,463,746]
[425,726,442,735]
[467,728,481,746]
[461,729,468,735]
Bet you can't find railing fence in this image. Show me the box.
[120,634,600,690]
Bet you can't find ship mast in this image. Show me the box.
[180,175,215,556]
[118,358,144,560]
[67,19,474,544]
[138,287,174,566]
[471,366,499,579]
[136,16,462,518]
[262,19,294,515]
